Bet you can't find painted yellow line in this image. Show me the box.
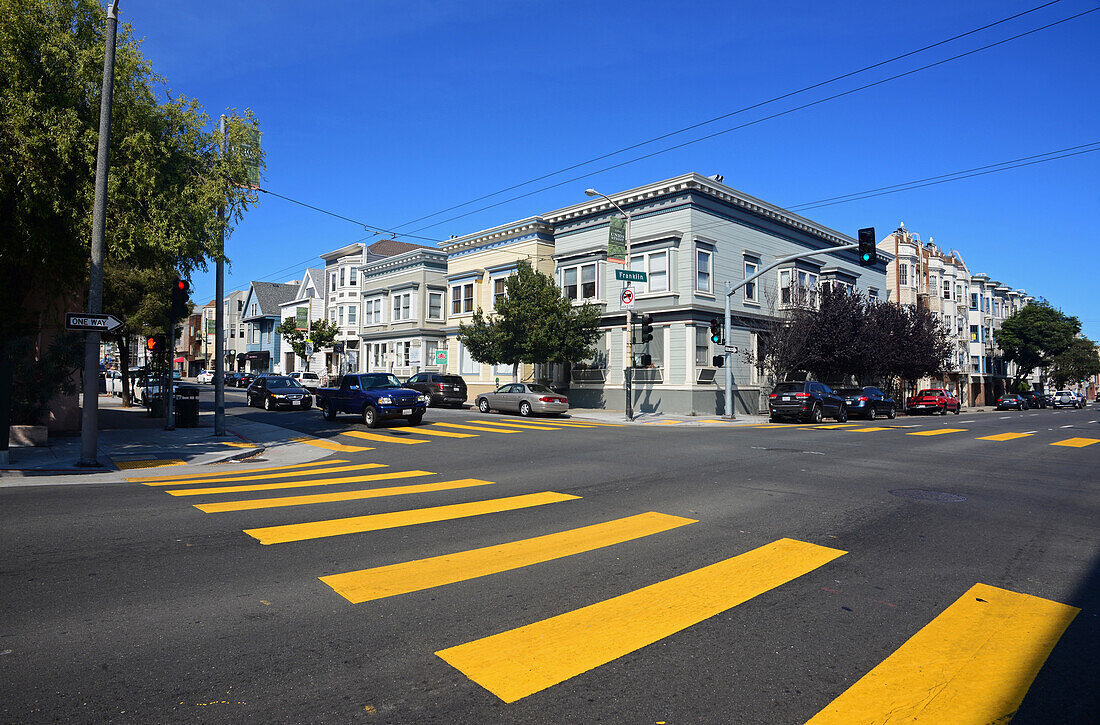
[978,432,1034,442]
[339,430,430,445]
[115,458,185,470]
[844,427,893,433]
[644,420,682,425]
[166,470,434,497]
[195,478,494,513]
[127,458,349,482]
[813,424,861,429]
[244,491,580,545]
[403,427,477,439]
[805,583,1078,724]
[907,428,968,436]
[436,537,845,703]
[466,420,562,431]
[220,441,256,448]
[431,422,520,433]
[293,436,375,453]
[139,463,384,487]
[750,424,815,429]
[321,511,696,604]
[552,420,625,427]
[1050,437,1099,448]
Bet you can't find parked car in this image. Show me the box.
[1042,393,1055,407]
[832,386,896,420]
[905,388,961,415]
[235,372,256,388]
[1052,390,1083,409]
[995,394,1028,411]
[1019,390,1045,409]
[196,369,215,384]
[768,381,846,423]
[475,383,569,417]
[105,369,124,396]
[133,374,178,407]
[246,375,312,411]
[288,371,321,393]
[405,372,468,407]
[315,373,428,427]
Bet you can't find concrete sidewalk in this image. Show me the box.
[1,394,328,485]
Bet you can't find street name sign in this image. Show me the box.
[620,287,635,309]
[65,312,123,334]
[615,269,647,282]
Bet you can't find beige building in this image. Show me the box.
[437,217,557,397]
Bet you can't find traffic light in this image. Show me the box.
[170,276,190,320]
[709,317,722,344]
[146,334,166,354]
[637,314,653,344]
[857,227,877,267]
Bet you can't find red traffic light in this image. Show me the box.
[176,280,186,291]
[146,336,157,351]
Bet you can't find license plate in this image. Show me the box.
[402,408,412,415]
[292,400,301,405]
[783,395,793,401]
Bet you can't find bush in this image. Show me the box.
[11,332,84,425]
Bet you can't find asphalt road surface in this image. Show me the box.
[2,392,1097,724]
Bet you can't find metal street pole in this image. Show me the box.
[586,189,633,421]
[214,115,227,436]
[78,0,121,467]
[722,243,859,419]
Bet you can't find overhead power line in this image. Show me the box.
[256,187,444,244]
[388,0,1070,233]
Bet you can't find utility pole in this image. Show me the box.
[722,243,860,419]
[214,115,227,436]
[586,189,634,421]
[77,0,121,467]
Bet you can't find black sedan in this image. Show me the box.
[1020,390,1045,409]
[833,386,896,420]
[246,375,312,410]
[235,372,256,388]
[768,380,846,423]
[995,394,1029,411]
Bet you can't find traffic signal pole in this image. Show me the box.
[722,243,859,419]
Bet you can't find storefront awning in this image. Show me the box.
[173,356,186,363]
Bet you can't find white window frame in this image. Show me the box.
[391,292,413,322]
[347,304,357,326]
[337,306,344,326]
[339,267,346,287]
[451,283,474,315]
[743,259,758,302]
[427,291,444,320]
[696,249,712,294]
[364,297,383,325]
[898,263,909,286]
[560,262,598,301]
[628,251,669,294]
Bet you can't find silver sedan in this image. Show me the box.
[476,383,569,417]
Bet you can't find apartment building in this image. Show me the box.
[277,268,326,374]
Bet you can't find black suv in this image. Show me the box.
[769,381,847,423]
[1019,390,1045,409]
[404,372,468,407]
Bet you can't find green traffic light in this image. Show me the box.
[861,253,871,262]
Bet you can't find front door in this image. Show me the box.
[285,352,295,373]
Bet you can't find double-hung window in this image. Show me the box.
[628,251,668,294]
[970,292,979,310]
[428,292,443,320]
[779,269,817,305]
[493,278,507,305]
[391,292,412,321]
[743,259,758,302]
[451,283,474,314]
[339,267,346,287]
[364,298,383,325]
[337,306,344,326]
[696,249,712,293]
[898,264,909,286]
[349,267,357,286]
[347,305,357,325]
[561,263,597,301]
[943,280,951,299]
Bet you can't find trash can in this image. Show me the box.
[148,397,164,418]
[174,387,200,428]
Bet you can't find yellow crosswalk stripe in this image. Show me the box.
[436,537,845,703]
[321,511,696,604]
[907,428,968,436]
[978,432,1034,442]
[244,491,580,545]
[466,420,562,431]
[165,470,434,497]
[293,436,375,452]
[126,458,349,482]
[549,420,625,427]
[139,463,384,487]
[430,422,519,433]
[844,427,892,433]
[805,583,1078,724]
[402,427,477,438]
[813,424,861,429]
[195,478,494,513]
[1050,437,1099,448]
[340,430,430,444]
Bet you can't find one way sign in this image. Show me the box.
[65,312,123,334]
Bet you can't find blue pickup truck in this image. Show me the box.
[315,373,428,428]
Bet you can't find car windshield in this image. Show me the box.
[361,374,402,389]
[773,382,804,394]
[266,377,302,391]
[527,384,555,394]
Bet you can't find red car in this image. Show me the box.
[906,388,961,415]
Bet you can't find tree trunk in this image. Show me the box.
[512,361,518,383]
[0,339,14,463]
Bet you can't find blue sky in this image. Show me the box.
[125,0,1099,339]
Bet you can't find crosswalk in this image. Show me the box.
[123,457,1081,717]
[748,422,1099,448]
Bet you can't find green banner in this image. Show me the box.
[608,217,626,262]
[205,318,216,334]
[241,127,262,187]
[295,306,309,330]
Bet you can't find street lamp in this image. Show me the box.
[585,188,634,421]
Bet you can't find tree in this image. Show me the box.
[276,318,338,372]
[996,301,1079,388]
[457,261,602,379]
[1048,337,1100,389]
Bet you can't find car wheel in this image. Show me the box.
[769,414,779,423]
[424,395,435,408]
[362,405,379,429]
[322,400,336,421]
[938,405,946,416]
[478,398,491,414]
[408,413,423,426]
[953,405,960,415]
[836,405,847,423]
[265,397,274,411]
[807,404,822,424]
[519,401,533,417]
[866,407,876,420]
[887,405,896,419]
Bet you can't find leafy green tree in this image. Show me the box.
[1048,337,1100,389]
[995,301,1079,387]
[457,261,602,380]
[276,318,338,372]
